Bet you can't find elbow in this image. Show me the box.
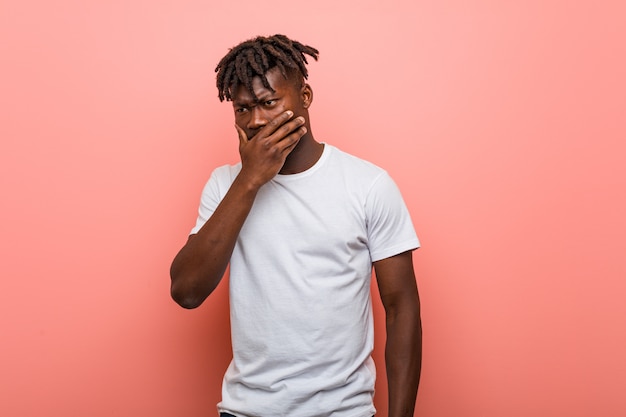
[169,258,204,309]
[170,283,204,309]
[169,251,220,309]
[170,268,207,309]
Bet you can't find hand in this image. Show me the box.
[235,110,307,189]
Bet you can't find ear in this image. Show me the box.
[301,83,313,109]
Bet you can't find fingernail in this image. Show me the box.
[286,110,293,117]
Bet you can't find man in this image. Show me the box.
[170,34,422,417]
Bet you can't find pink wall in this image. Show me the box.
[2,1,625,416]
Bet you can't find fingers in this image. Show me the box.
[275,116,306,143]
[236,112,308,187]
[264,110,294,136]
[277,125,306,155]
[236,110,303,144]
[259,111,306,144]
[237,109,306,158]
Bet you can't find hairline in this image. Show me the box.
[229,66,305,103]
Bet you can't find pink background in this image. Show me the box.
[2,1,625,416]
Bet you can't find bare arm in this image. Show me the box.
[170,111,306,309]
[374,251,422,417]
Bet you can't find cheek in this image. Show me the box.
[289,96,306,112]
[279,99,301,115]
[262,105,287,122]
[234,114,247,127]
[273,103,287,114]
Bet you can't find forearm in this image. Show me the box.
[385,302,422,417]
[170,174,259,309]
[170,108,307,308]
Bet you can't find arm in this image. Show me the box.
[374,250,422,417]
[169,111,306,309]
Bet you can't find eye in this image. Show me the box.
[264,99,277,107]
[235,107,248,113]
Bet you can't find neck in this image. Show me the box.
[279,132,324,175]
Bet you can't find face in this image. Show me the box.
[231,67,312,140]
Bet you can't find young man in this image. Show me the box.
[170,34,422,417]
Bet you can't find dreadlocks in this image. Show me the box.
[215,34,319,102]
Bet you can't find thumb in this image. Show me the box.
[235,124,248,146]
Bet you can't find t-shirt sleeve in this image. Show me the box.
[365,171,420,262]
[189,167,231,235]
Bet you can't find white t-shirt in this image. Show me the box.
[191,144,420,417]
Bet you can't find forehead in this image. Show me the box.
[232,67,299,103]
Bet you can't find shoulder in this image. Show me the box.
[212,162,242,182]
[204,162,242,187]
[325,148,409,209]
[199,162,242,199]
[325,144,387,182]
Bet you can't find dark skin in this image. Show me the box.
[170,67,422,417]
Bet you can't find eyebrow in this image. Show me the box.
[233,91,277,107]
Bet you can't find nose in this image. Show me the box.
[247,106,268,131]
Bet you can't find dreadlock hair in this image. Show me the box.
[215,34,319,102]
